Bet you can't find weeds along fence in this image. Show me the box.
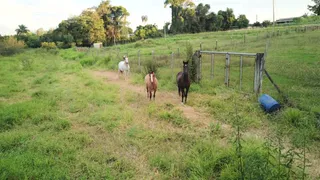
[223,24,320,48]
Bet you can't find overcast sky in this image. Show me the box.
[0,0,313,35]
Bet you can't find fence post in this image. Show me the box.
[171,52,174,81]
[138,50,141,73]
[240,56,243,90]
[199,43,203,81]
[225,53,230,87]
[259,53,265,94]
[211,54,214,80]
[254,53,264,94]
[215,40,218,50]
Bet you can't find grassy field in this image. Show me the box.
[1,26,320,179]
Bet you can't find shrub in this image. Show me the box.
[80,57,96,67]
[25,34,41,48]
[0,36,25,56]
[283,108,302,127]
[41,42,57,50]
[143,59,159,77]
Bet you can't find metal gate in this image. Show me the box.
[197,50,265,94]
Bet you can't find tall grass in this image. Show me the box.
[1,25,319,179]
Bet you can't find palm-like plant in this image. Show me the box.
[141,15,148,25]
[15,25,29,35]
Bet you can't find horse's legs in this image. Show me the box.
[185,87,189,104]
[178,87,181,96]
[146,87,149,98]
[181,88,185,103]
[149,91,152,100]
[153,90,156,100]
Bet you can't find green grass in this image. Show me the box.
[1,25,320,179]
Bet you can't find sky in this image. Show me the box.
[0,0,314,35]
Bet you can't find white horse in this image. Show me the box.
[118,57,130,79]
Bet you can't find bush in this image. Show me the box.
[25,34,41,48]
[0,36,25,56]
[41,42,57,50]
[283,108,302,127]
[80,57,96,67]
[143,59,159,77]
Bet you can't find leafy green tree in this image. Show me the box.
[235,15,249,29]
[55,17,87,46]
[181,8,199,33]
[262,20,271,27]
[25,34,41,48]
[164,0,194,34]
[253,21,262,27]
[36,28,45,36]
[81,10,106,44]
[134,24,161,39]
[195,3,210,32]
[308,0,320,15]
[97,1,130,45]
[218,8,235,30]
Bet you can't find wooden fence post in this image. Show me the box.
[254,53,264,94]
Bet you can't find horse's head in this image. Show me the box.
[149,71,155,83]
[124,57,129,64]
[183,61,189,74]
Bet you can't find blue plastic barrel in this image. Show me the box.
[259,94,280,113]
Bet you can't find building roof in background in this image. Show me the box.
[276,17,299,23]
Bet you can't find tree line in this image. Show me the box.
[0,0,319,52]
[164,0,250,34]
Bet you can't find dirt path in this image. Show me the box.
[91,70,320,178]
[92,70,233,134]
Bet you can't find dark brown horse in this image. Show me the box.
[176,61,191,104]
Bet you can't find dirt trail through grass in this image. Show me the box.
[91,70,320,178]
[92,70,232,133]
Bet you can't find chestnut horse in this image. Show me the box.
[145,71,158,100]
[176,61,190,104]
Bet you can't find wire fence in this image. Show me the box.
[77,24,320,98]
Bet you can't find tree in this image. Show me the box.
[195,3,210,32]
[182,7,199,33]
[135,27,146,40]
[308,0,320,15]
[97,1,130,45]
[253,21,262,27]
[218,8,235,30]
[262,20,271,27]
[25,34,41,48]
[81,9,106,44]
[15,25,29,36]
[134,24,161,40]
[36,28,45,36]
[235,14,249,29]
[141,15,148,24]
[164,0,194,34]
